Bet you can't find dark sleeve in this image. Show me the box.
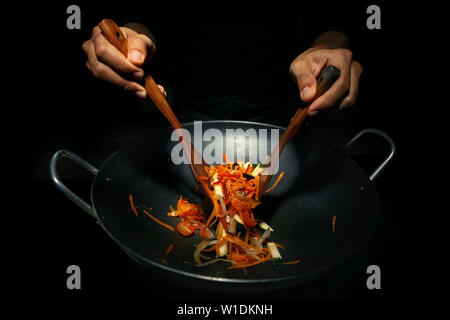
[299,3,364,64]
[119,4,167,43]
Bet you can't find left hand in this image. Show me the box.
[289,47,363,116]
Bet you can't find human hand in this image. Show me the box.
[289,47,363,115]
[82,24,166,98]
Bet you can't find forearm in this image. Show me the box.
[311,31,349,49]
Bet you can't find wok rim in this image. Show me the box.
[95,208,373,284]
[90,120,381,284]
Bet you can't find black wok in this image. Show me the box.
[50,121,394,291]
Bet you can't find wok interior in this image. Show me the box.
[92,121,379,282]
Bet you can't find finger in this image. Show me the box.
[92,26,144,79]
[83,38,102,70]
[308,66,351,113]
[83,39,146,98]
[93,61,147,98]
[293,61,317,102]
[339,61,363,109]
[157,85,167,97]
[126,33,155,67]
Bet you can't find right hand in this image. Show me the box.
[82,25,166,98]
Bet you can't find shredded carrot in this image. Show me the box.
[283,259,301,265]
[263,171,285,194]
[161,258,168,265]
[246,190,255,199]
[165,244,174,256]
[224,234,263,252]
[332,215,336,232]
[129,194,139,217]
[142,209,175,232]
[228,254,272,269]
[274,242,284,249]
[255,175,260,200]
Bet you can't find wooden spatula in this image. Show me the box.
[98,19,211,200]
[258,65,341,197]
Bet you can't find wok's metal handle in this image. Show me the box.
[342,129,395,181]
[50,150,98,218]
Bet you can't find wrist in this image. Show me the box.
[123,22,157,50]
[311,31,349,49]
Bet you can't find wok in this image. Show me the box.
[50,121,395,291]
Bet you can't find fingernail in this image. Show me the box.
[301,87,313,101]
[309,110,318,116]
[129,50,143,64]
[135,89,146,98]
[132,70,144,79]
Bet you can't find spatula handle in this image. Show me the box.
[98,19,128,56]
[98,19,208,184]
[279,65,341,152]
[259,65,341,195]
[313,65,341,101]
[98,19,183,129]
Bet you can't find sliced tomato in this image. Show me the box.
[177,222,195,237]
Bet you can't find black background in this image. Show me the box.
[15,0,440,315]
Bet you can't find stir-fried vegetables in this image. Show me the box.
[168,196,208,237]
[168,160,287,270]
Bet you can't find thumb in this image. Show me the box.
[297,72,317,103]
[127,34,153,67]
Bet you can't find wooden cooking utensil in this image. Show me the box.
[98,19,340,201]
[98,19,211,199]
[258,65,341,197]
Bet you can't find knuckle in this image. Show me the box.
[353,60,364,74]
[117,64,131,75]
[134,36,149,50]
[290,59,308,78]
[341,97,356,108]
[82,40,90,52]
[289,59,300,74]
[91,25,100,38]
[91,63,106,78]
[339,48,353,61]
[122,81,135,92]
[290,57,306,70]
[94,40,107,58]
[346,95,356,104]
